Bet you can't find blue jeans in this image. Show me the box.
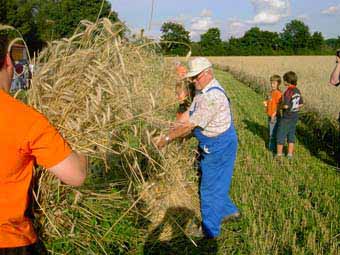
[268,117,279,151]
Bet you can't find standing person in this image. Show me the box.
[330,50,340,86]
[174,61,188,79]
[276,71,304,159]
[175,80,195,122]
[263,75,282,152]
[0,36,87,254]
[156,57,239,239]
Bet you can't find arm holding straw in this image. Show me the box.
[155,111,195,149]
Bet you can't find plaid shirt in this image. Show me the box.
[189,79,232,137]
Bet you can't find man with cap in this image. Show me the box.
[156,57,239,239]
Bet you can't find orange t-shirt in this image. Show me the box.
[266,90,282,117]
[0,89,72,248]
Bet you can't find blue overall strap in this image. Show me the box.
[206,86,231,103]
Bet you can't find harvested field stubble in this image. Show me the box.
[27,19,199,253]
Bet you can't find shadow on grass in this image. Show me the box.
[143,207,218,255]
[242,119,269,147]
[296,116,339,169]
[242,118,340,170]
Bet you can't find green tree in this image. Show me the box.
[199,28,224,56]
[280,20,311,54]
[4,0,44,52]
[325,38,340,49]
[224,37,243,56]
[191,41,202,56]
[309,31,324,52]
[35,0,119,41]
[160,22,191,56]
[0,0,119,53]
[0,0,7,24]
[240,27,280,55]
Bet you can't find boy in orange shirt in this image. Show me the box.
[263,75,282,152]
[0,36,87,254]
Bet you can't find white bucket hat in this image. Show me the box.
[185,57,212,78]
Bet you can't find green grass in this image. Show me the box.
[138,69,339,255]
[217,69,339,254]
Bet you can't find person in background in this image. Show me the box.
[0,36,87,255]
[174,60,188,79]
[263,75,282,152]
[276,71,304,159]
[329,50,340,86]
[175,80,195,122]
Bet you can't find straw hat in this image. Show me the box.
[185,57,212,78]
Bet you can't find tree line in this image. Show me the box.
[0,0,119,53]
[160,20,340,56]
[1,1,339,57]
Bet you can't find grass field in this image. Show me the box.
[39,66,339,254]
[119,69,340,254]
[209,56,339,120]
[73,70,340,255]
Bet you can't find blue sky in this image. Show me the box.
[110,0,340,40]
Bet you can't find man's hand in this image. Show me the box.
[283,104,289,109]
[263,100,268,107]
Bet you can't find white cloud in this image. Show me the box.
[191,16,215,31]
[249,0,291,24]
[226,21,251,38]
[225,0,290,38]
[321,5,340,15]
[189,10,219,40]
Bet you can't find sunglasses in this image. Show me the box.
[189,71,205,82]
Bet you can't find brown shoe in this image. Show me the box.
[222,212,241,224]
[187,223,205,238]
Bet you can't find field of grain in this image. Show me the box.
[209,56,339,120]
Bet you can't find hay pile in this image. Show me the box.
[27,18,200,252]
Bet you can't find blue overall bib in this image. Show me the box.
[190,86,238,238]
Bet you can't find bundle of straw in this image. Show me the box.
[27,18,200,252]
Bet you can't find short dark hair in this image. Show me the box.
[283,71,298,85]
[0,35,9,69]
[270,74,281,85]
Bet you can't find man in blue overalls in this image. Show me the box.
[156,57,239,239]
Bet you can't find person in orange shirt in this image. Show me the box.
[0,36,87,254]
[263,75,282,152]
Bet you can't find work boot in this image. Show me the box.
[187,223,205,239]
[222,212,241,224]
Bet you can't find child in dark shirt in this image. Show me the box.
[276,71,304,159]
